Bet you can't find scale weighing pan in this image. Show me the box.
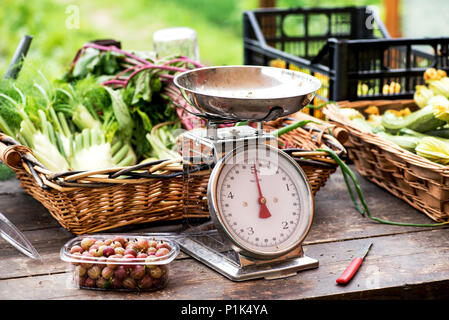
[174,65,321,122]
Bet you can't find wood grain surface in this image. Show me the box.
[1,166,448,300]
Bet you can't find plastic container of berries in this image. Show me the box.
[60,234,180,292]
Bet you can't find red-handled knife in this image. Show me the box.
[336,242,372,285]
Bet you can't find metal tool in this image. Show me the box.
[0,212,42,261]
[336,242,373,284]
[174,66,321,281]
[3,35,33,80]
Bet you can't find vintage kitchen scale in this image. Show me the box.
[173,65,321,281]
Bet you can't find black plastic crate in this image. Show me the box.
[326,37,449,100]
[243,6,449,116]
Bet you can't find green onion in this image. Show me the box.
[235,121,249,127]
[304,101,335,110]
[271,120,318,137]
[318,148,449,227]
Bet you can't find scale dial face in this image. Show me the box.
[208,143,314,259]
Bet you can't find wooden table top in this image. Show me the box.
[1,166,448,300]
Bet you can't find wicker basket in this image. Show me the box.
[324,100,449,223]
[0,109,346,235]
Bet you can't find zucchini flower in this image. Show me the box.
[429,95,449,122]
[338,108,365,121]
[428,78,449,97]
[416,137,449,165]
[440,77,449,90]
[367,114,382,127]
[364,105,380,115]
[414,85,434,108]
[424,68,446,82]
[350,118,374,133]
[438,70,447,79]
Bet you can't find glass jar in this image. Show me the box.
[153,27,199,62]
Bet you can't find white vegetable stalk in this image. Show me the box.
[18,117,70,172]
[145,122,180,160]
[32,132,70,172]
[70,128,136,171]
[72,104,101,130]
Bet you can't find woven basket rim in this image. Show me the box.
[324,100,449,175]
[0,115,346,192]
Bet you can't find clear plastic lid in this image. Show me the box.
[60,233,180,265]
[0,212,42,261]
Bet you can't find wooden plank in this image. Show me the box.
[1,166,448,299]
[0,167,439,241]
[307,168,441,244]
[0,178,23,195]
[383,0,401,38]
[0,167,445,276]
[0,174,439,260]
[0,192,60,232]
[1,229,449,300]
[259,0,276,8]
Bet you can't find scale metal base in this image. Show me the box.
[180,126,318,282]
[177,229,318,282]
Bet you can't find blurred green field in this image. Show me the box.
[0,0,382,80]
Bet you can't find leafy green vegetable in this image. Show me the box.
[0,163,15,181]
[103,86,134,140]
[0,98,22,137]
[146,122,180,160]
[69,48,125,80]
[0,42,200,172]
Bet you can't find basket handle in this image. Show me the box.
[330,126,349,144]
[0,143,22,169]
[0,134,27,169]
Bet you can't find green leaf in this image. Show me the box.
[0,100,22,135]
[131,69,152,104]
[98,50,122,75]
[132,121,151,158]
[104,87,134,139]
[150,76,162,93]
[135,108,153,132]
[0,163,15,181]
[72,48,101,79]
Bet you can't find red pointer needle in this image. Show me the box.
[253,164,272,219]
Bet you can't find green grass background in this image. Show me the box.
[0,0,383,79]
[0,0,384,180]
